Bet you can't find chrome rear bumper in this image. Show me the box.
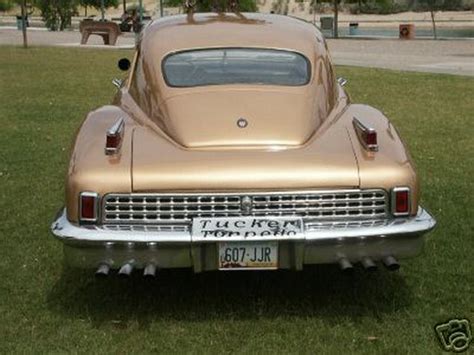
[51,207,436,271]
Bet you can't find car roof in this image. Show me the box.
[140,13,326,60]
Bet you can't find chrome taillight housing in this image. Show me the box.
[105,117,125,155]
[391,187,410,217]
[353,117,378,152]
[79,192,99,222]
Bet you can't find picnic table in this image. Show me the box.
[79,20,121,45]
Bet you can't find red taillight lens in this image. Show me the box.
[80,192,97,221]
[106,133,121,151]
[105,118,125,155]
[392,188,410,216]
[353,118,378,151]
[365,130,377,146]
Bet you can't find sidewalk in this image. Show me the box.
[1,27,473,76]
[0,27,135,47]
[329,39,474,77]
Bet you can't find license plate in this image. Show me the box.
[192,216,303,240]
[218,242,278,270]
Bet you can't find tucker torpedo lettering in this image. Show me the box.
[198,218,301,238]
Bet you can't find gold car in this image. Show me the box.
[51,12,436,276]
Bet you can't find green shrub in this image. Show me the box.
[80,0,118,11]
[412,0,465,11]
[358,0,408,14]
[125,3,145,12]
[271,0,289,14]
[0,0,14,11]
[34,0,77,30]
[0,0,14,12]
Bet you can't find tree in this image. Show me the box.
[309,0,340,37]
[79,0,118,17]
[272,0,289,15]
[34,0,78,30]
[415,0,461,39]
[20,0,28,47]
[333,0,340,38]
[333,0,394,37]
[345,0,367,13]
[1,0,30,46]
[0,0,14,11]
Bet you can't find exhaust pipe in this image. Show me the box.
[382,256,400,271]
[118,263,134,278]
[361,257,377,272]
[143,263,157,278]
[338,257,354,273]
[95,263,110,278]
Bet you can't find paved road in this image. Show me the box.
[1,27,473,76]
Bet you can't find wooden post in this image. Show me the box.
[20,0,28,48]
[333,0,338,38]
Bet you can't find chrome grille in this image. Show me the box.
[306,219,389,231]
[102,190,388,224]
[102,224,189,232]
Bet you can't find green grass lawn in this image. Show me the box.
[0,47,473,354]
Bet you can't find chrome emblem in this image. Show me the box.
[237,118,248,128]
[241,196,253,215]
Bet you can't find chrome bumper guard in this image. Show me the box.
[51,207,436,271]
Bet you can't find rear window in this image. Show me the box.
[162,48,311,87]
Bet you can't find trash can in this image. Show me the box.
[399,24,415,39]
[16,15,29,30]
[320,16,334,31]
[349,22,359,36]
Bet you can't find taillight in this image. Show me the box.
[106,134,121,151]
[105,117,125,155]
[80,192,99,222]
[391,187,410,216]
[353,117,378,152]
[365,129,377,146]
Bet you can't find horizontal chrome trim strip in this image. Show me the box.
[52,207,436,244]
[103,189,383,197]
[102,224,189,232]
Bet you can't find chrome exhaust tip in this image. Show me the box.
[338,258,354,273]
[95,263,110,278]
[361,257,378,272]
[143,263,157,278]
[118,263,134,278]
[382,256,400,271]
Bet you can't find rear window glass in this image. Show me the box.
[162,48,311,87]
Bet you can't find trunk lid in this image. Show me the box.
[131,121,360,191]
[158,89,323,148]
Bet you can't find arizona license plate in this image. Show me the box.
[218,242,278,270]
